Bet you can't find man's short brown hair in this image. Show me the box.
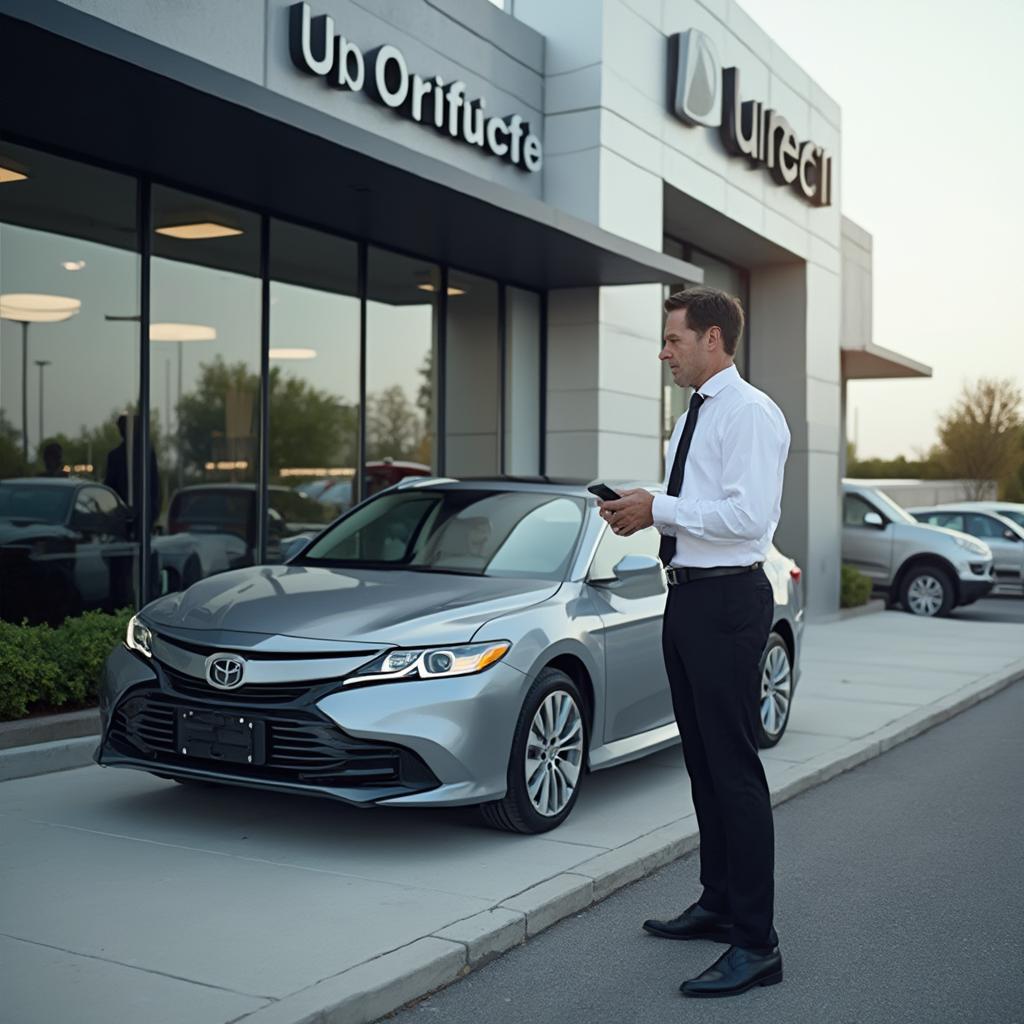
[664,286,745,356]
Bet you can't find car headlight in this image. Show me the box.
[125,615,153,658]
[350,641,511,684]
[953,536,990,558]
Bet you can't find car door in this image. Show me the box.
[841,493,893,583]
[586,524,673,743]
[965,513,1024,584]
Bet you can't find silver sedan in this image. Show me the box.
[96,479,804,833]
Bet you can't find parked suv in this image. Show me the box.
[841,480,994,616]
[906,505,1024,593]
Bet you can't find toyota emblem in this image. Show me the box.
[205,653,246,690]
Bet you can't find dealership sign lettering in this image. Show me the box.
[289,2,543,173]
[670,30,832,207]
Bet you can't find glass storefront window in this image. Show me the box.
[150,185,261,588]
[445,269,499,476]
[267,220,360,558]
[0,142,141,624]
[365,247,438,495]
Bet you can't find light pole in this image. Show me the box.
[149,323,217,488]
[104,317,216,491]
[0,294,81,463]
[34,359,51,444]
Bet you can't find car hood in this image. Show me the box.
[142,564,561,645]
[893,521,991,555]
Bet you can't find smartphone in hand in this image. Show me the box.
[587,482,621,502]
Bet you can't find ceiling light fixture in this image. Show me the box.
[416,283,466,296]
[0,293,81,323]
[149,322,217,342]
[155,222,244,240]
[62,260,87,271]
[269,347,317,360]
[0,163,28,184]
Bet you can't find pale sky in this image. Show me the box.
[736,0,1023,459]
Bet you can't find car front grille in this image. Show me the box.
[162,667,342,707]
[106,690,438,791]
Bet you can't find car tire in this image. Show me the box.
[899,564,955,617]
[757,632,793,749]
[479,668,588,834]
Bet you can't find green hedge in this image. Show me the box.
[0,609,132,722]
[840,564,873,609]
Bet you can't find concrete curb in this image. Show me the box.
[0,735,98,782]
[838,598,886,621]
[230,657,1024,1024]
[0,707,100,750]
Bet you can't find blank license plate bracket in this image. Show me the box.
[177,709,266,765]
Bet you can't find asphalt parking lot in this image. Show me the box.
[953,592,1024,625]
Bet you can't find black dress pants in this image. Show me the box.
[661,567,778,951]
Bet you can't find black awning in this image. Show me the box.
[0,1,703,292]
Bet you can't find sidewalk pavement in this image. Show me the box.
[2,609,1023,1024]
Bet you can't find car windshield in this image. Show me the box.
[0,483,73,524]
[995,508,1024,528]
[298,488,586,580]
[869,488,917,525]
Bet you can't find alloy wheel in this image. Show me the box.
[760,645,792,740]
[524,689,584,817]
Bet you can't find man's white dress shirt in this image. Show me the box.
[652,364,790,568]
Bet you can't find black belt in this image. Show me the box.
[665,562,763,586]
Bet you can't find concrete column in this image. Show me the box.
[749,263,842,618]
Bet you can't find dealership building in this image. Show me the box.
[0,0,929,619]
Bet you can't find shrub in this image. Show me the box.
[0,608,132,722]
[840,564,873,609]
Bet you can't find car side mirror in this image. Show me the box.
[592,553,664,597]
[612,553,662,581]
[863,512,884,528]
[1004,528,1020,542]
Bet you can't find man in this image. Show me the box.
[38,441,68,477]
[104,413,160,526]
[599,286,790,998]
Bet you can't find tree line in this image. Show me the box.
[847,377,1024,502]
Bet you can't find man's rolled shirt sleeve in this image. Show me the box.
[652,403,783,543]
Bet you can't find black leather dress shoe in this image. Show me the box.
[679,944,783,998]
[642,902,732,942]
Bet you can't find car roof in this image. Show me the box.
[1,476,87,486]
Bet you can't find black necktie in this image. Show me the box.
[659,392,705,566]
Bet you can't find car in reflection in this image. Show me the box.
[96,478,803,833]
[158,483,337,580]
[906,505,1024,593]
[0,477,137,625]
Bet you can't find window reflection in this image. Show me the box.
[0,142,141,624]
[268,220,360,559]
[150,186,260,589]
[365,248,437,494]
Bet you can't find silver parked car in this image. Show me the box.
[906,506,1024,593]
[842,481,994,616]
[96,478,804,833]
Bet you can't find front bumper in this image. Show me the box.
[957,578,995,603]
[96,643,526,808]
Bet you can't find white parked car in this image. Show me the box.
[842,481,994,616]
[906,505,1024,594]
